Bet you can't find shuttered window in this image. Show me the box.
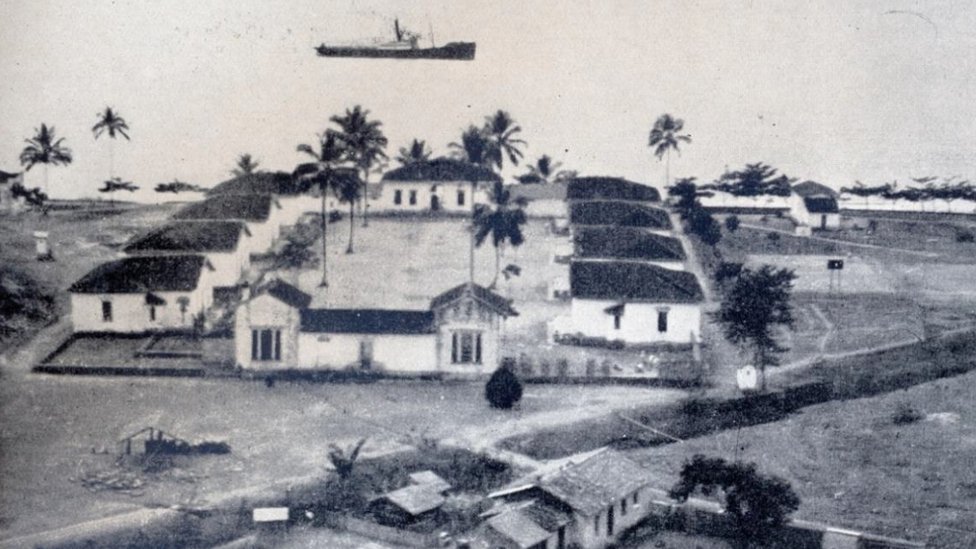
[251,329,282,361]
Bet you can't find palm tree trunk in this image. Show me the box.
[319,188,328,287]
[756,346,767,392]
[109,139,115,180]
[361,170,369,228]
[665,148,671,188]
[491,244,501,289]
[346,202,355,254]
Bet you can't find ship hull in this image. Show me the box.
[315,42,476,60]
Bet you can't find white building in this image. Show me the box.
[172,194,285,253]
[556,261,704,345]
[573,226,687,271]
[373,158,497,215]
[481,449,665,549]
[69,255,218,333]
[123,220,253,288]
[790,181,841,230]
[206,171,348,227]
[234,280,517,376]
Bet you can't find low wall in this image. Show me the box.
[338,516,439,548]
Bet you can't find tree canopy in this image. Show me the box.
[485,365,523,409]
[704,163,794,197]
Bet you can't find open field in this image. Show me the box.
[624,367,976,548]
[0,372,681,540]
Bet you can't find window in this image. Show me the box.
[359,339,373,369]
[633,492,639,504]
[613,313,621,330]
[607,506,614,536]
[594,515,600,535]
[451,331,483,364]
[657,309,669,333]
[101,301,112,322]
[149,306,156,322]
[409,190,417,205]
[621,497,627,515]
[251,329,281,361]
[393,189,402,205]
[457,190,465,206]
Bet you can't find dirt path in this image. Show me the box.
[0,317,71,376]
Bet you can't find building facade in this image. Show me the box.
[374,158,498,215]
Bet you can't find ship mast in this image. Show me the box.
[394,18,403,41]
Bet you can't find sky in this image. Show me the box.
[1,0,975,203]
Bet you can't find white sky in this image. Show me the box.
[1,0,975,202]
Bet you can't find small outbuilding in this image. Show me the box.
[368,484,447,526]
[791,181,841,230]
[172,194,285,253]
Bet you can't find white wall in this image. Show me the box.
[372,181,490,214]
[296,332,438,372]
[839,194,976,214]
[234,293,300,369]
[71,288,205,333]
[568,299,701,344]
[524,198,567,219]
[572,484,660,549]
[572,257,686,272]
[698,192,791,210]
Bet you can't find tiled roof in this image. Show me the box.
[570,261,704,303]
[208,171,302,196]
[430,282,518,317]
[574,227,686,261]
[803,196,839,213]
[172,194,275,222]
[123,221,249,253]
[487,509,552,548]
[570,201,672,229]
[567,177,660,202]
[259,279,312,309]
[382,158,501,183]
[69,255,209,293]
[408,470,452,493]
[300,309,436,334]
[0,170,22,183]
[380,484,446,516]
[538,450,650,516]
[793,180,837,197]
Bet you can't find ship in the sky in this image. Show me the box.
[315,19,475,61]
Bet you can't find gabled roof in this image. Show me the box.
[793,180,837,198]
[208,171,302,197]
[567,177,660,202]
[430,282,518,317]
[300,309,436,334]
[378,484,446,516]
[0,170,22,184]
[803,196,839,213]
[570,201,672,230]
[537,450,651,516]
[257,279,312,309]
[570,261,704,303]
[382,158,501,183]
[69,255,210,294]
[574,227,686,261]
[123,221,249,253]
[172,194,276,222]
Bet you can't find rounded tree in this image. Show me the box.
[485,365,523,409]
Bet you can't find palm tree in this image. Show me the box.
[450,125,496,282]
[20,124,73,196]
[92,107,131,180]
[474,181,528,288]
[519,154,570,184]
[155,179,204,194]
[330,105,388,228]
[483,110,526,173]
[232,154,260,177]
[396,139,432,166]
[648,114,691,187]
[295,131,350,285]
[332,168,362,254]
[98,177,139,207]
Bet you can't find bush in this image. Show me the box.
[892,402,923,425]
[485,366,523,409]
[767,232,781,241]
[724,215,740,233]
[714,262,744,285]
[955,229,975,243]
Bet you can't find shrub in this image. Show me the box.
[955,229,975,243]
[485,366,523,409]
[892,402,923,425]
[767,232,781,242]
[714,262,744,285]
[724,215,740,233]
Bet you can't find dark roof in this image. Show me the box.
[382,158,501,183]
[430,283,518,317]
[567,177,660,202]
[172,194,275,222]
[259,279,312,309]
[570,201,672,229]
[803,196,839,213]
[69,255,209,293]
[487,509,552,548]
[538,450,651,515]
[793,180,837,197]
[0,170,21,183]
[300,309,436,334]
[123,221,249,253]
[378,484,446,516]
[208,172,302,197]
[408,471,452,493]
[574,227,686,261]
[570,261,704,303]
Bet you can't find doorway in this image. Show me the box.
[431,195,441,211]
